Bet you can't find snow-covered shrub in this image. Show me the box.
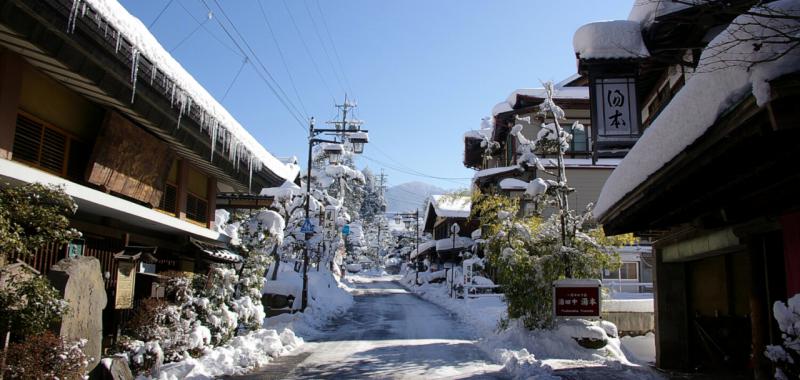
[192,266,239,346]
[0,272,69,339]
[116,337,163,377]
[765,294,800,380]
[5,331,88,380]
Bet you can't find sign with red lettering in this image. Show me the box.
[553,279,601,318]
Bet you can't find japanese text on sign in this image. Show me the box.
[593,78,639,137]
[553,281,601,318]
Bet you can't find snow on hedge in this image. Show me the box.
[573,20,650,60]
[595,0,800,218]
[75,0,298,182]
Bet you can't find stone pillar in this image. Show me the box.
[48,256,108,372]
[0,50,23,160]
[653,246,691,370]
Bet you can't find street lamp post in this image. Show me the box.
[301,118,368,311]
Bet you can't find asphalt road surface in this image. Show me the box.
[233,279,507,379]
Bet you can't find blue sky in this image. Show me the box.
[119,0,631,191]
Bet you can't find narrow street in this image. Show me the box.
[234,279,507,379]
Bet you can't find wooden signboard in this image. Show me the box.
[553,279,602,318]
[86,111,174,207]
[115,260,136,309]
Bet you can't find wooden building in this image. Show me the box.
[420,195,476,270]
[0,0,298,344]
[578,1,800,377]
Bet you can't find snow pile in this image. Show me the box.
[399,270,659,379]
[573,20,650,60]
[77,0,299,182]
[435,236,474,251]
[764,294,800,379]
[212,209,239,242]
[263,267,354,338]
[595,0,800,218]
[260,181,304,201]
[621,332,656,364]
[152,328,303,379]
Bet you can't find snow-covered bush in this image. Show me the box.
[5,331,88,380]
[192,266,239,346]
[765,293,800,380]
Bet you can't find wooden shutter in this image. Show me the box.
[12,113,69,176]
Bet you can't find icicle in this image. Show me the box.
[200,111,206,133]
[81,2,87,17]
[170,83,176,106]
[67,0,81,33]
[150,65,157,85]
[210,121,218,162]
[248,156,253,193]
[176,91,186,129]
[103,22,108,38]
[115,31,121,53]
[130,49,140,103]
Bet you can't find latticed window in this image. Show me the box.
[185,193,208,224]
[158,183,178,214]
[12,113,86,178]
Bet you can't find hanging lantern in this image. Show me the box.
[394,214,402,225]
[404,218,412,229]
[348,132,369,154]
[323,143,344,165]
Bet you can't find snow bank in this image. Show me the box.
[621,332,656,364]
[595,0,800,218]
[79,0,299,182]
[151,328,302,379]
[398,269,659,379]
[573,20,650,60]
[263,268,354,338]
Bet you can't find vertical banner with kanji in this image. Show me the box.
[593,77,639,138]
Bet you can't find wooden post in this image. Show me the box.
[747,236,771,380]
[176,160,189,220]
[0,50,23,160]
[206,176,217,229]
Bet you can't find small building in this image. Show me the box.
[421,195,476,270]
[0,0,298,345]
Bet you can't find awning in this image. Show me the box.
[190,237,242,263]
[410,240,436,259]
[115,246,158,262]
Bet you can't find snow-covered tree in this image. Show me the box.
[765,294,800,380]
[472,82,634,330]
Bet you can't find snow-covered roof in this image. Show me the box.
[473,165,522,180]
[498,178,528,191]
[429,194,471,219]
[595,0,800,218]
[435,236,474,252]
[539,158,621,168]
[573,20,650,60]
[464,128,493,141]
[491,101,513,116]
[410,240,436,259]
[81,0,299,182]
[260,180,303,199]
[506,87,589,107]
[628,0,696,27]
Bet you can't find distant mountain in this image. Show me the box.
[385,182,445,213]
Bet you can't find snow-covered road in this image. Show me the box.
[237,279,507,379]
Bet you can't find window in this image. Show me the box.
[603,262,638,280]
[12,113,85,178]
[185,193,208,224]
[158,184,178,214]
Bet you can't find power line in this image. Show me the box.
[360,155,472,185]
[256,1,309,119]
[221,57,248,102]
[281,0,337,103]
[201,0,307,131]
[169,16,207,52]
[301,0,347,96]
[313,0,355,96]
[149,0,174,28]
[175,0,243,59]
